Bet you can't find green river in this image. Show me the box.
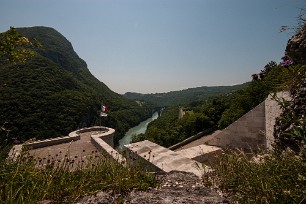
[117,112,159,150]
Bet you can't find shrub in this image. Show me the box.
[274,65,306,154]
[204,149,306,203]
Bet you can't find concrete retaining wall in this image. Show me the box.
[88,127,126,165]
[63,126,126,164]
[23,135,80,150]
[8,126,123,164]
[168,128,213,150]
[70,126,114,148]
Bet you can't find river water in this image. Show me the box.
[117,112,159,150]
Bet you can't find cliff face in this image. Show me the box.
[285,24,306,64]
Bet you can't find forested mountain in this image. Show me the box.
[124,83,248,107]
[0,26,152,145]
[133,60,305,147]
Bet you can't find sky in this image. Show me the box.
[0,0,305,94]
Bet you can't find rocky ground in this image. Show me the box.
[76,171,229,204]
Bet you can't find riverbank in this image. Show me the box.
[117,112,159,150]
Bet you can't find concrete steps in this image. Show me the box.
[124,140,221,178]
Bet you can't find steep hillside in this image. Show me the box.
[0,26,152,145]
[124,83,248,107]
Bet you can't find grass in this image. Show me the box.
[0,149,157,203]
[204,149,306,204]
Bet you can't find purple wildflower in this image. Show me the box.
[280,56,293,67]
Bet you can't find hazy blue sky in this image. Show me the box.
[1,0,305,94]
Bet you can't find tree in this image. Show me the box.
[0,27,40,64]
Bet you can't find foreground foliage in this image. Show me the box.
[274,64,306,153]
[0,152,156,203]
[205,149,306,204]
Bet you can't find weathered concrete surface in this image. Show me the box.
[23,134,80,150]
[176,144,222,165]
[72,126,115,148]
[124,140,204,178]
[76,171,227,204]
[174,130,222,151]
[9,126,120,170]
[28,131,102,167]
[265,92,290,149]
[9,126,121,167]
[91,132,126,165]
[168,128,213,150]
[206,102,266,151]
[201,91,290,151]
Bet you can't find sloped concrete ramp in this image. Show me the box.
[176,144,222,165]
[124,140,204,178]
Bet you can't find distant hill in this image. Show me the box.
[124,83,249,107]
[0,26,152,144]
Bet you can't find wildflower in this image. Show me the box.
[280,56,293,67]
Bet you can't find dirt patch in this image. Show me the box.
[76,171,229,204]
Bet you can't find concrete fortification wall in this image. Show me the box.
[206,91,289,151]
[206,102,266,150]
[8,126,124,164]
[265,92,290,149]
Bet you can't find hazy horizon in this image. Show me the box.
[1,0,305,94]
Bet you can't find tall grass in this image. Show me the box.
[0,150,156,203]
[204,149,306,204]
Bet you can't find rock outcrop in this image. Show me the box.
[285,24,306,64]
